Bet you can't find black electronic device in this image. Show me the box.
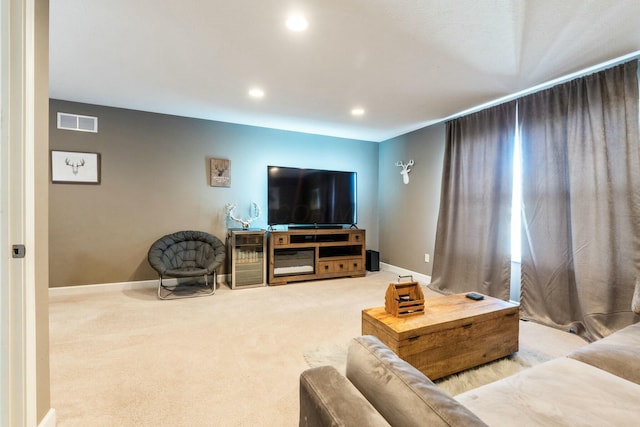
[465,292,485,301]
[366,250,379,271]
[267,166,357,226]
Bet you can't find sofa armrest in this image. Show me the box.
[567,322,640,384]
[299,366,390,427]
[346,335,487,427]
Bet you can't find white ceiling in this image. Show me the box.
[49,0,640,142]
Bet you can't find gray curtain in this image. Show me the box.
[430,103,515,300]
[519,60,640,341]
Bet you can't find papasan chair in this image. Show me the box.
[148,230,226,300]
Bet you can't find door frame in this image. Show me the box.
[1,0,39,425]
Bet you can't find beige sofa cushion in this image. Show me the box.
[346,335,487,427]
[567,321,640,384]
[456,357,640,426]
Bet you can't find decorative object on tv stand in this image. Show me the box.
[225,202,261,230]
[395,159,414,184]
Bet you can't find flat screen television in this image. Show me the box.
[267,166,357,226]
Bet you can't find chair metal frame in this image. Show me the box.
[156,271,217,300]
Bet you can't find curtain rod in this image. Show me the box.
[442,50,640,123]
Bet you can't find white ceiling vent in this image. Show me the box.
[57,112,98,133]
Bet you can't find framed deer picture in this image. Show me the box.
[210,158,231,187]
[51,150,101,184]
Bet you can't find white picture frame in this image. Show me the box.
[51,150,101,184]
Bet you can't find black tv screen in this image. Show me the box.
[267,166,357,226]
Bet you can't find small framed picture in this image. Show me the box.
[51,150,101,184]
[210,158,230,187]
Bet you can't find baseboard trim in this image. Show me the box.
[49,275,229,296]
[49,270,429,296]
[49,280,157,296]
[39,408,56,427]
[380,263,431,285]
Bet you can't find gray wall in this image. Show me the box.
[378,123,446,277]
[49,99,379,287]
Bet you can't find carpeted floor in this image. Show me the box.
[49,271,587,426]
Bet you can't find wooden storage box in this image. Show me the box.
[385,281,425,317]
[362,294,520,379]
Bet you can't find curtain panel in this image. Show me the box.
[519,60,640,341]
[430,102,516,300]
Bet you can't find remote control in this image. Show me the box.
[465,292,484,301]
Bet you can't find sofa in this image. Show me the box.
[299,322,640,426]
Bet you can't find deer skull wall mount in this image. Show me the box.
[395,160,414,184]
[65,157,85,175]
[225,202,261,230]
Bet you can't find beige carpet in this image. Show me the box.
[49,271,587,426]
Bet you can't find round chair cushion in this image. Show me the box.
[148,230,225,277]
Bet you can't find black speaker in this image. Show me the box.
[366,250,379,272]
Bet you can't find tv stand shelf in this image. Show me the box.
[268,228,366,285]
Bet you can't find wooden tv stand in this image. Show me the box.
[268,228,366,285]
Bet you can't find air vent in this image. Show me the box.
[57,112,98,133]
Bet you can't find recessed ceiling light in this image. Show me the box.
[286,14,308,32]
[351,108,365,116]
[248,88,265,99]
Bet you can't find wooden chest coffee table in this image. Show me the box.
[362,293,519,380]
